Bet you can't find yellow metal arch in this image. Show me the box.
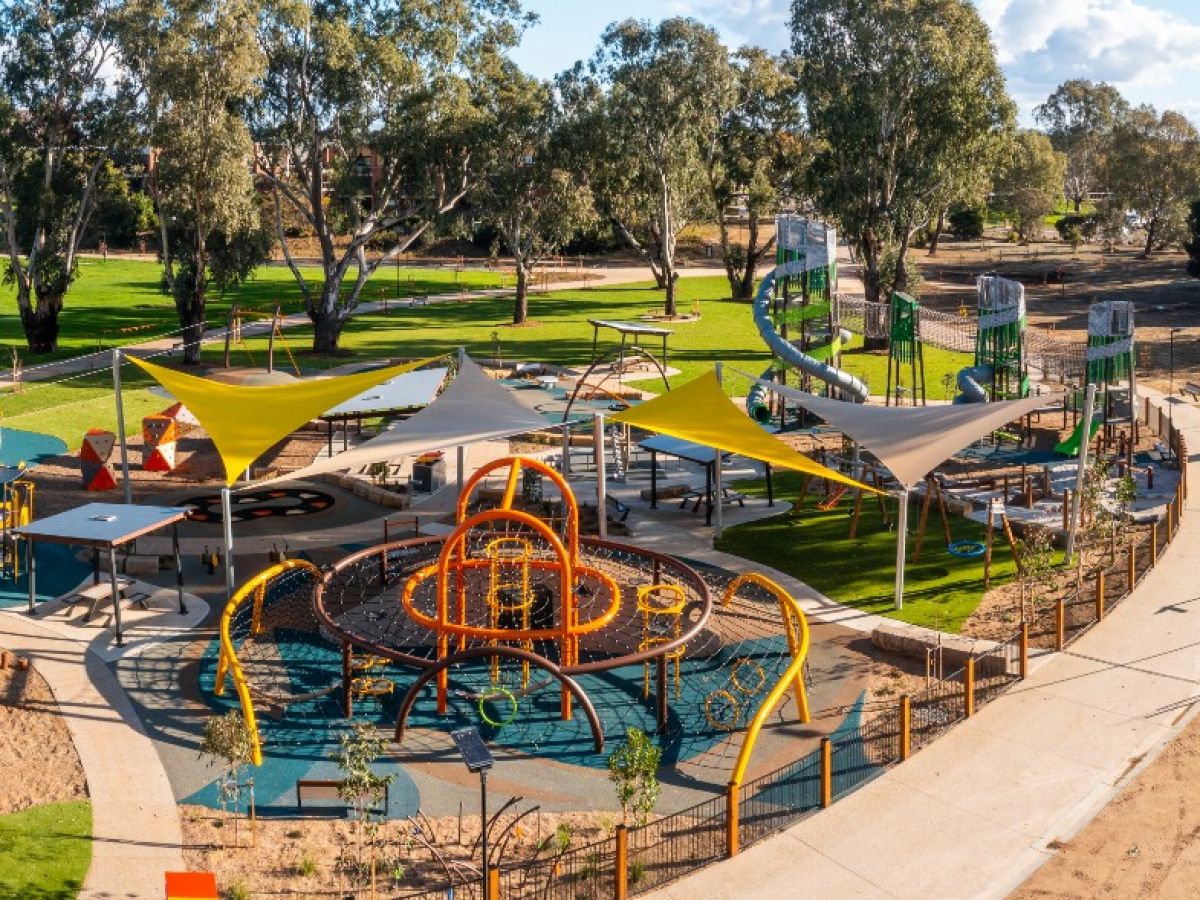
[723,572,811,787]
[213,559,322,766]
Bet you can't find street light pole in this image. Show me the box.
[1170,328,1183,440]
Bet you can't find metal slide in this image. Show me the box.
[750,268,869,413]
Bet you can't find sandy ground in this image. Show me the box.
[0,652,87,814]
[1013,707,1200,899]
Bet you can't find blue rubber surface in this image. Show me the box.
[0,426,67,467]
[0,543,92,608]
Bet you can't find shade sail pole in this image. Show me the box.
[221,487,236,603]
[593,413,607,539]
[113,349,132,504]
[894,488,909,609]
[714,363,724,541]
[456,346,467,495]
[1065,383,1097,566]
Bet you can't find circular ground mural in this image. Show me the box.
[179,488,336,524]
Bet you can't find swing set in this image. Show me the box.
[222,302,302,377]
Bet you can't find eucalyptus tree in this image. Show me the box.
[992,130,1066,242]
[576,18,736,317]
[0,0,137,352]
[704,47,804,300]
[1035,80,1129,212]
[791,0,1014,311]
[253,0,534,353]
[1102,106,1200,258]
[470,64,594,325]
[124,0,267,363]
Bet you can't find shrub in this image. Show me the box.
[948,206,984,241]
[1054,213,1101,243]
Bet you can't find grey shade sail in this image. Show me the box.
[749,375,1056,489]
[16,502,191,548]
[254,357,551,488]
[322,367,448,417]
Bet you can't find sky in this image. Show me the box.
[511,0,1200,125]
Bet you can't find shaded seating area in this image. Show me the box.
[17,502,191,646]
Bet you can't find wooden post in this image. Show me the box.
[983,500,994,590]
[615,824,628,900]
[725,782,739,858]
[1055,598,1065,651]
[1151,521,1158,566]
[487,867,499,900]
[964,657,975,718]
[913,479,934,561]
[1096,570,1106,620]
[899,695,911,761]
[819,737,832,808]
[1168,496,1175,538]
[1127,543,1136,589]
[1019,623,1029,680]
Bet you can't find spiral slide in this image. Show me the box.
[746,267,869,422]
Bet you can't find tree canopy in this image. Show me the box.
[791,0,1015,308]
[1035,80,1128,212]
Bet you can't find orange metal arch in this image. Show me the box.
[722,572,812,787]
[456,456,579,559]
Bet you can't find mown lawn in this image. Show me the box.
[0,801,92,899]
[0,257,516,363]
[717,472,1017,633]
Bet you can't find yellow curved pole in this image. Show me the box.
[724,573,811,787]
[215,558,322,766]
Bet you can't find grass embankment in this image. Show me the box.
[0,801,92,898]
[717,472,1017,633]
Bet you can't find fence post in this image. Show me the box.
[487,866,500,900]
[1096,570,1105,620]
[1151,521,1158,566]
[1127,543,1136,589]
[1055,598,1065,652]
[1019,623,1028,680]
[819,738,832,808]
[615,824,628,900]
[725,782,739,858]
[1168,496,1175,538]
[964,657,975,718]
[899,695,911,761]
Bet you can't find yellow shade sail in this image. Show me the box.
[611,371,879,494]
[128,356,439,484]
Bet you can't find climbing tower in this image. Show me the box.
[972,275,1028,401]
[773,216,844,399]
[1086,300,1137,442]
[884,291,926,406]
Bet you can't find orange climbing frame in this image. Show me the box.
[402,456,620,720]
[722,572,811,787]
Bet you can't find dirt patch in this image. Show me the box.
[1014,706,1200,899]
[181,802,622,897]
[0,653,87,814]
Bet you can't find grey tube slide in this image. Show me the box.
[753,269,869,404]
[954,364,993,404]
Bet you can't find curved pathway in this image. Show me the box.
[650,387,1200,899]
[1,612,185,898]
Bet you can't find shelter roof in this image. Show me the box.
[17,502,189,548]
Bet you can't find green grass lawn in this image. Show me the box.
[716,472,1017,633]
[0,257,515,363]
[0,801,92,899]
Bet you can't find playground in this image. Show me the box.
[0,217,1192,900]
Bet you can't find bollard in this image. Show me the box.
[725,782,739,858]
[1096,570,1105,620]
[615,824,628,900]
[1019,623,1029,680]
[964,657,976,718]
[819,738,832,808]
[900,695,911,761]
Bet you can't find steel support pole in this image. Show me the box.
[221,487,236,603]
[593,413,607,539]
[894,488,909,609]
[113,349,132,504]
[1065,384,1097,565]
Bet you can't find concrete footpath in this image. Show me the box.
[651,388,1200,900]
[2,612,185,898]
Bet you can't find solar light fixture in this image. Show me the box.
[451,726,495,895]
